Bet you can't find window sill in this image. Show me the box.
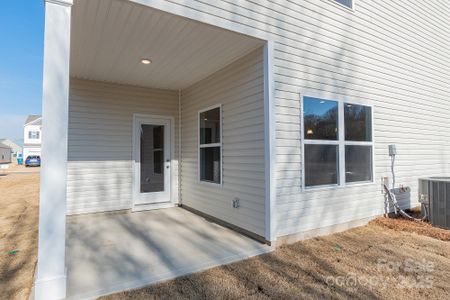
[303,180,375,193]
[198,180,223,187]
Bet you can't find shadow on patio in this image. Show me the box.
[65,207,270,299]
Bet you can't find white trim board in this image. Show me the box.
[263,41,277,242]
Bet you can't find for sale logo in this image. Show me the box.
[325,258,434,291]
[377,258,434,289]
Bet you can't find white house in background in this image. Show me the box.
[0,143,12,165]
[0,138,22,158]
[35,0,450,299]
[23,115,42,159]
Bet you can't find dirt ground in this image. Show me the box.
[104,219,450,300]
[371,210,450,242]
[1,172,449,300]
[0,173,40,299]
[0,161,40,174]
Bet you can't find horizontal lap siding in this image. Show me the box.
[67,79,179,214]
[181,48,266,236]
[149,0,450,236]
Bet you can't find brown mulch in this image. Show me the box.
[0,173,40,300]
[371,215,450,242]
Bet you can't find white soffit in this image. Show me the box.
[70,0,264,90]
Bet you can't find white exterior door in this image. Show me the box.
[133,115,171,205]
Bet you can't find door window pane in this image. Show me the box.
[345,145,373,183]
[200,147,221,184]
[345,103,372,141]
[303,97,338,140]
[305,144,339,187]
[153,150,163,174]
[153,126,163,148]
[200,107,220,144]
[141,124,164,193]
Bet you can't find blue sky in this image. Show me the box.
[0,1,44,145]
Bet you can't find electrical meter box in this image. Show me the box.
[388,144,397,156]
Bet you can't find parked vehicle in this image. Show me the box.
[25,155,41,167]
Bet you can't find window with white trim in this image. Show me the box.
[332,0,353,9]
[199,105,222,184]
[28,131,40,139]
[303,97,373,188]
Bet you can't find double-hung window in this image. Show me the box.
[199,105,222,184]
[344,103,373,183]
[303,97,373,188]
[29,131,40,139]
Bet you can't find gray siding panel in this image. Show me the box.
[181,48,266,237]
[143,0,450,236]
[67,79,179,214]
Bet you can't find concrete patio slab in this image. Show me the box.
[66,207,271,299]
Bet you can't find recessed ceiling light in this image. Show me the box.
[141,58,152,65]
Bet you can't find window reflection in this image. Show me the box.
[345,104,372,141]
[305,144,339,187]
[345,145,372,183]
[200,108,220,144]
[303,97,338,140]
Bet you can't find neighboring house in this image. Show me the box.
[0,143,12,164]
[36,0,450,299]
[23,115,42,159]
[0,138,22,158]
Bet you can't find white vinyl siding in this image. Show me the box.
[0,146,11,164]
[181,48,266,237]
[136,1,450,237]
[67,79,179,214]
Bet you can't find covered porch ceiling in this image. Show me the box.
[70,0,265,90]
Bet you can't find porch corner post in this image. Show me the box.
[35,0,72,299]
[264,41,277,244]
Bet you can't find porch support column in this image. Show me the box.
[35,0,72,299]
[264,41,277,243]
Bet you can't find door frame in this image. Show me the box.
[132,113,176,211]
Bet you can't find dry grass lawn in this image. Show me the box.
[0,173,39,300]
[104,219,450,300]
[0,171,449,300]
[1,162,40,174]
